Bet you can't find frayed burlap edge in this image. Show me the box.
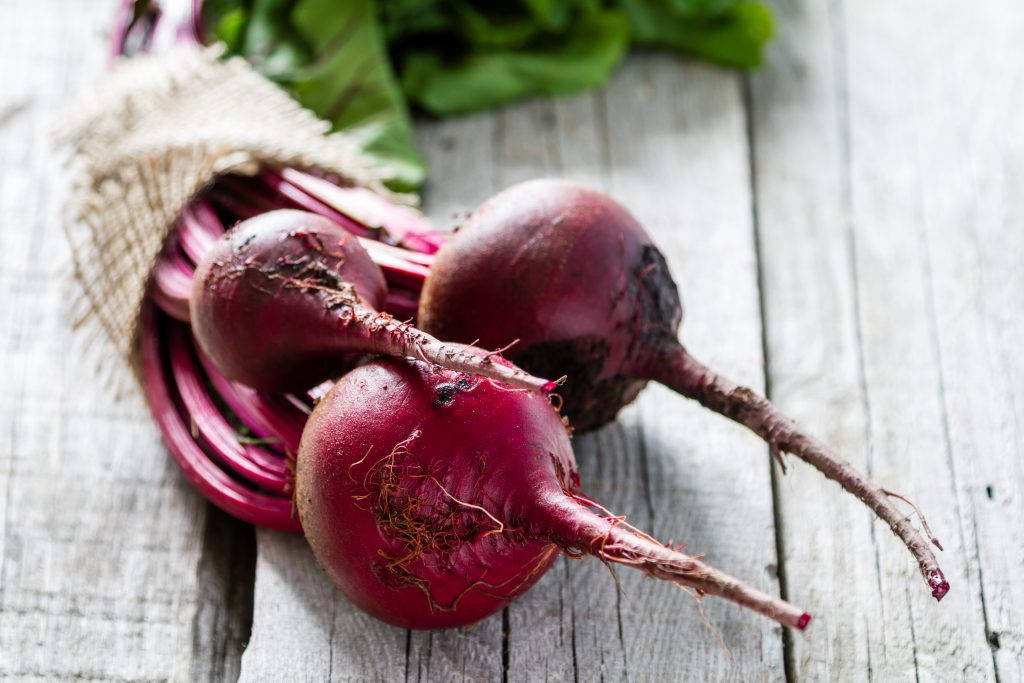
[57,44,413,394]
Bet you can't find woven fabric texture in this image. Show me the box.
[58,44,400,370]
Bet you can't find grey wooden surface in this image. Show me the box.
[1,0,1021,680]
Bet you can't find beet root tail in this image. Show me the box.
[543,497,810,630]
[349,305,557,393]
[640,344,949,601]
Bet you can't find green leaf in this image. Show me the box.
[208,4,248,51]
[286,0,425,190]
[379,0,452,42]
[522,0,572,31]
[663,0,742,18]
[623,0,773,68]
[452,2,544,50]
[400,6,631,115]
[197,0,775,188]
[202,0,426,192]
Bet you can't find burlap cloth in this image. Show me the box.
[57,44,408,384]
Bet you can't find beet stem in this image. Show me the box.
[139,303,299,531]
[167,324,291,494]
[149,246,193,321]
[642,344,949,601]
[545,498,810,629]
[196,349,306,455]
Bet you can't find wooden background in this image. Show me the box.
[2,0,1021,680]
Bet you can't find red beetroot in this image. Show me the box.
[191,209,554,394]
[296,357,810,630]
[418,178,949,601]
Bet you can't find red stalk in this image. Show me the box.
[140,302,300,531]
[168,324,291,495]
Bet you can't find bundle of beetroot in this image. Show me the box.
[141,184,807,628]
[139,174,948,635]
[120,0,947,638]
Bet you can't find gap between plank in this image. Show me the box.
[740,72,795,683]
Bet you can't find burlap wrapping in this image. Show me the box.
[58,44,407,383]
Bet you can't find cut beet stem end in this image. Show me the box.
[638,344,949,601]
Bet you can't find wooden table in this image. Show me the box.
[2,0,1021,679]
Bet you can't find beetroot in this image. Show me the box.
[417,179,949,601]
[191,209,554,394]
[296,357,810,630]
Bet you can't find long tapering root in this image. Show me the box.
[604,530,811,629]
[547,498,811,630]
[644,344,949,601]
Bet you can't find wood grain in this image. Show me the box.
[845,2,1018,679]
[746,0,897,677]
[749,0,1019,679]
[864,3,1024,677]
[0,1,255,680]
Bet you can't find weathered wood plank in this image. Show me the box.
[238,532,408,681]
[0,2,255,680]
[502,56,785,680]
[192,509,256,682]
[846,2,1018,679]
[600,55,784,681]
[879,4,1024,677]
[746,0,892,678]
[750,0,1013,678]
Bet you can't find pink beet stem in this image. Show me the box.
[280,168,447,254]
[167,325,291,494]
[361,238,435,268]
[641,344,949,601]
[140,303,299,531]
[178,210,218,263]
[257,170,362,232]
[188,200,228,239]
[108,0,135,60]
[236,436,289,476]
[148,276,190,322]
[278,392,313,416]
[358,237,434,269]
[196,348,306,456]
[250,171,384,245]
[359,240,430,289]
[149,247,193,322]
